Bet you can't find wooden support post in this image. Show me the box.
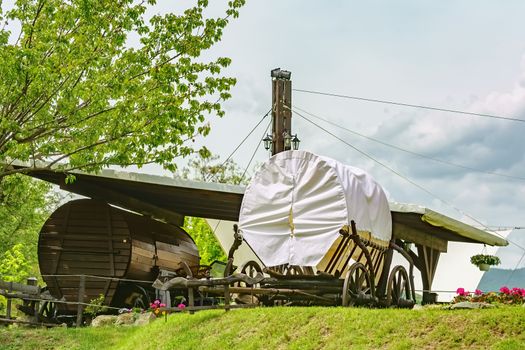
[28,276,39,322]
[224,285,230,312]
[410,244,441,304]
[76,275,85,327]
[165,290,172,308]
[188,288,195,315]
[34,301,40,323]
[271,68,292,156]
[6,282,12,319]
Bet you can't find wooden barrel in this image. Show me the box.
[38,199,199,310]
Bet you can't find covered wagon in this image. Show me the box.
[232,150,415,307]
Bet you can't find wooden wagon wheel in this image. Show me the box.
[129,284,152,310]
[342,262,373,306]
[386,265,413,307]
[238,260,263,287]
[233,260,263,304]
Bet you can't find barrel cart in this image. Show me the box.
[155,151,417,309]
[36,198,201,324]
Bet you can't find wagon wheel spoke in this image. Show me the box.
[356,270,368,294]
[393,275,399,301]
[285,265,303,276]
[350,273,357,290]
[399,274,407,299]
[396,272,403,295]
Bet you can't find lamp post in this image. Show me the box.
[271,68,291,155]
[267,68,301,156]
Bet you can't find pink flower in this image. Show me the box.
[474,289,483,296]
[177,303,186,310]
[499,286,510,295]
[160,303,166,308]
[154,300,161,305]
[456,288,469,296]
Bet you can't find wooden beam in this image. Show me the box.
[61,181,184,226]
[414,244,441,292]
[0,280,39,295]
[271,70,292,155]
[393,222,448,252]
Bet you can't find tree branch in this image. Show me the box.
[25,0,47,48]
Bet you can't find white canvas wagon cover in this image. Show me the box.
[239,150,392,267]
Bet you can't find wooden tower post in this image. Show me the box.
[271,68,292,156]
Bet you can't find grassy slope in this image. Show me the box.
[1,306,524,350]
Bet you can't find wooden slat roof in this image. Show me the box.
[17,164,507,249]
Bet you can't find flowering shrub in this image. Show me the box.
[453,286,525,305]
[149,299,167,317]
[149,299,188,321]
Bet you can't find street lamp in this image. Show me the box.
[262,132,299,153]
[291,134,300,150]
[263,134,273,151]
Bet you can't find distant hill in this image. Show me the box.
[477,267,525,291]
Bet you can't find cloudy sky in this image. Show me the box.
[10,0,515,232]
[174,0,525,293]
[168,1,525,229]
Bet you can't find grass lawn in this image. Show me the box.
[0,306,524,350]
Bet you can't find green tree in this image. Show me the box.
[0,0,245,178]
[184,216,227,265]
[181,153,248,185]
[0,174,58,276]
[0,243,31,283]
[179,153,249,265]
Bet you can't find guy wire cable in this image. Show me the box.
[206,108,271,182]
[211,120,272,241]
[293,105,525,181]
[241,119,271,182]
[293,104,525,230]
[291,106,525,252]
[504,248,525,286]
[293,88,525,123]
